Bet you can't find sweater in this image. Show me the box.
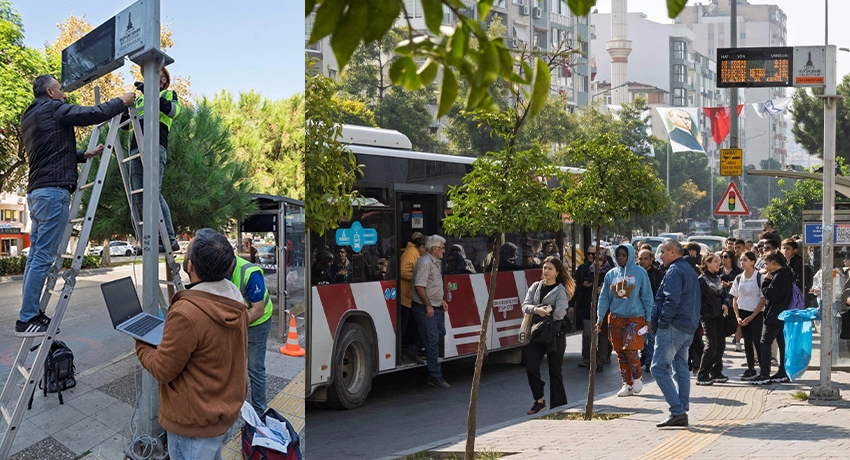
[135,280,248,438]
[598,244,653,322]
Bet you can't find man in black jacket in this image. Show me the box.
[17,75,134,337]
[638,249,663,370]
[752,252,792,384]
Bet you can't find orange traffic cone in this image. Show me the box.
[280,313,305,357]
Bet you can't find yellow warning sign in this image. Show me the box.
[720,148,743,176]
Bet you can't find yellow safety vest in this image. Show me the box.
[135,89,181,130]
[231,256,273,326]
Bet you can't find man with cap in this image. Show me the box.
[128,67,181,252]
[399,232,427,364]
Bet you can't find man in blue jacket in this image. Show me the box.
[650,240,701,427]
[17,75,134,337]
[597,244,654,397]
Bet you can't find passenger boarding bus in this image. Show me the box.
[306,125,587,409]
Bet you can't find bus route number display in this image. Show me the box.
[717,47,793,88]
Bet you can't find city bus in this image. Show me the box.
[306,125,587,409]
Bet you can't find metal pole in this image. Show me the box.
[811,45,841,400]
[140,0,165,447]
[729,0,744,232]
[666,142,671,233]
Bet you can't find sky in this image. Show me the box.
[13,0,305,100]
[594,0,850,79]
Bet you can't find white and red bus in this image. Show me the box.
[306,126,587,409]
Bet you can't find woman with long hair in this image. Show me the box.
[720,250,743,351]
[522,256,575,414]
[696,253,729,385]
[729,251,765,380]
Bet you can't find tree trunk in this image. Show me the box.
[584,229,604,420]
[465,234,501,459]
[101,239,111,267]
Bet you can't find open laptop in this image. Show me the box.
[101,277,164,346]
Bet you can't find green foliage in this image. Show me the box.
[309,0,688,118]
[85,101,257,241]
[373,87,440,152]
[206,90,304,199]
[306,58,362,236]
[331,95,377,126]
[0,3,60,191]
[339,27,405,100]
[562,134,669,230]
[0,254,26,275]
[789,76,850,164]
[62,254,100,270]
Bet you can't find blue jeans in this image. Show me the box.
[167,431,225,460]
[410,302,445,379]
[642,331,655,367]
[130,145,176,242]
[21,188,70,322]
[650,325,692,416]
[248,318,271,414]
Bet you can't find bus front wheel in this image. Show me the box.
[326,322,373,409]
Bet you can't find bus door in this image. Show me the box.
[396,191,443,364]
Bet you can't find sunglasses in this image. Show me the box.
[721,255,729,258]
[587,252,596,256]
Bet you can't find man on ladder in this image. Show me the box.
[127,66,181,252]
[17,75,135,337]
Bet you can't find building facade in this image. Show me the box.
[0,191,28,257]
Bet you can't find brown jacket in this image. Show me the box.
[136,286,248,438]
[400,242,421,308]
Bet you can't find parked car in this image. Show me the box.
[91,241,135,257]
[658,232,686,242]
[258,245,276,265]
[630,236,666,254]
[687,235,727,255]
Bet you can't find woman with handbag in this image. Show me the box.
[522,256,575,415]
[696,254,730,386]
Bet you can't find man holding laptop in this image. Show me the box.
[134,228,249,459]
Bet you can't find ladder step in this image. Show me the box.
[79,181,97,191]
[60,254,75,259]
[131,188,143,195]
[16,364,30,381]
[70,217,87,224]
[123,153,142,163]
[159,280,177,286]
[48,288,64,296]
[119,118,132,129]
[1,404,11,425]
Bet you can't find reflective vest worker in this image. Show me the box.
[230,255,273,415]
[126,67,181,251]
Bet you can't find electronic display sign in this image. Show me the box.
[61,18,122,92]
[717,47,793,88]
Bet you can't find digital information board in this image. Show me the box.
[717,47,793,88]
[61,18,121,92]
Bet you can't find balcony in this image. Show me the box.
[550,13,572,27]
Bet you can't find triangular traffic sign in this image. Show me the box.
[714,181,750,215]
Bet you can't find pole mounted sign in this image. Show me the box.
[714,181,750,216]
[717,46,835,90]
[720,148,743,176]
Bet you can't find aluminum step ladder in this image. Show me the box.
[0,109,181,457]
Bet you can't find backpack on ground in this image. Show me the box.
[788,283,805,311]
[28,340,76,409]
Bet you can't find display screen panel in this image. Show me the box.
[717,47,793,88]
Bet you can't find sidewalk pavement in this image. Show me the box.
[6,316,305,460]
[394,333,850,460]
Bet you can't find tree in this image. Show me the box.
[789,76,850,164]
[306,59,362,236]
[307,0,690,118]
[560,134,668,420]
[373,86,440,151]
[0,1,59,192]
[87,101,257,243]
[339,27,404,100]
[331,94,377,126]
[206,90,305,199]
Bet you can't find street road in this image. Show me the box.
[307,334,632,459]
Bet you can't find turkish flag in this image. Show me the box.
[703,105,744,144]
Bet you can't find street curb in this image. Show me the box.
[0,266,120,283]
[380,383,626,460]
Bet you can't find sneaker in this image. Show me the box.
[426,376,450,389]
[617,384,634,397]
[741,369,758,381]
[769,373,790,383]
[632,377,643,394]
[577,358,589,368]
[770,357,779,366]
[527,400,546,415]
[695,379,713,386]
[402,349,424,365]
[596,365,604,373]
[171,241,180,252]
[750,374,772,385]
[734,343,743,352]
[711,374,729,383]
[14,317,49,337]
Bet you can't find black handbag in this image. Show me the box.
[840,310,850,340]
[723,313,738,337]
[530,314,555,344]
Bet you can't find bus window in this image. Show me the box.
[310,206,394,285]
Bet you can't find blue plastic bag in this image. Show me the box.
[778,308,820,381]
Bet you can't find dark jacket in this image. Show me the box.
[762,266,794,324]
[21,97,127,193]
[787,253,812,294]
[699,271,725,319]
[652,257,701,335]
[574,261,593,320]
[645,265,664,297]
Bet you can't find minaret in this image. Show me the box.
[606,0,632,105]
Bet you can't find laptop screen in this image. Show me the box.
[101,277,144,328]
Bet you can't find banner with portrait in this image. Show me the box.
[653,107,706,154]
